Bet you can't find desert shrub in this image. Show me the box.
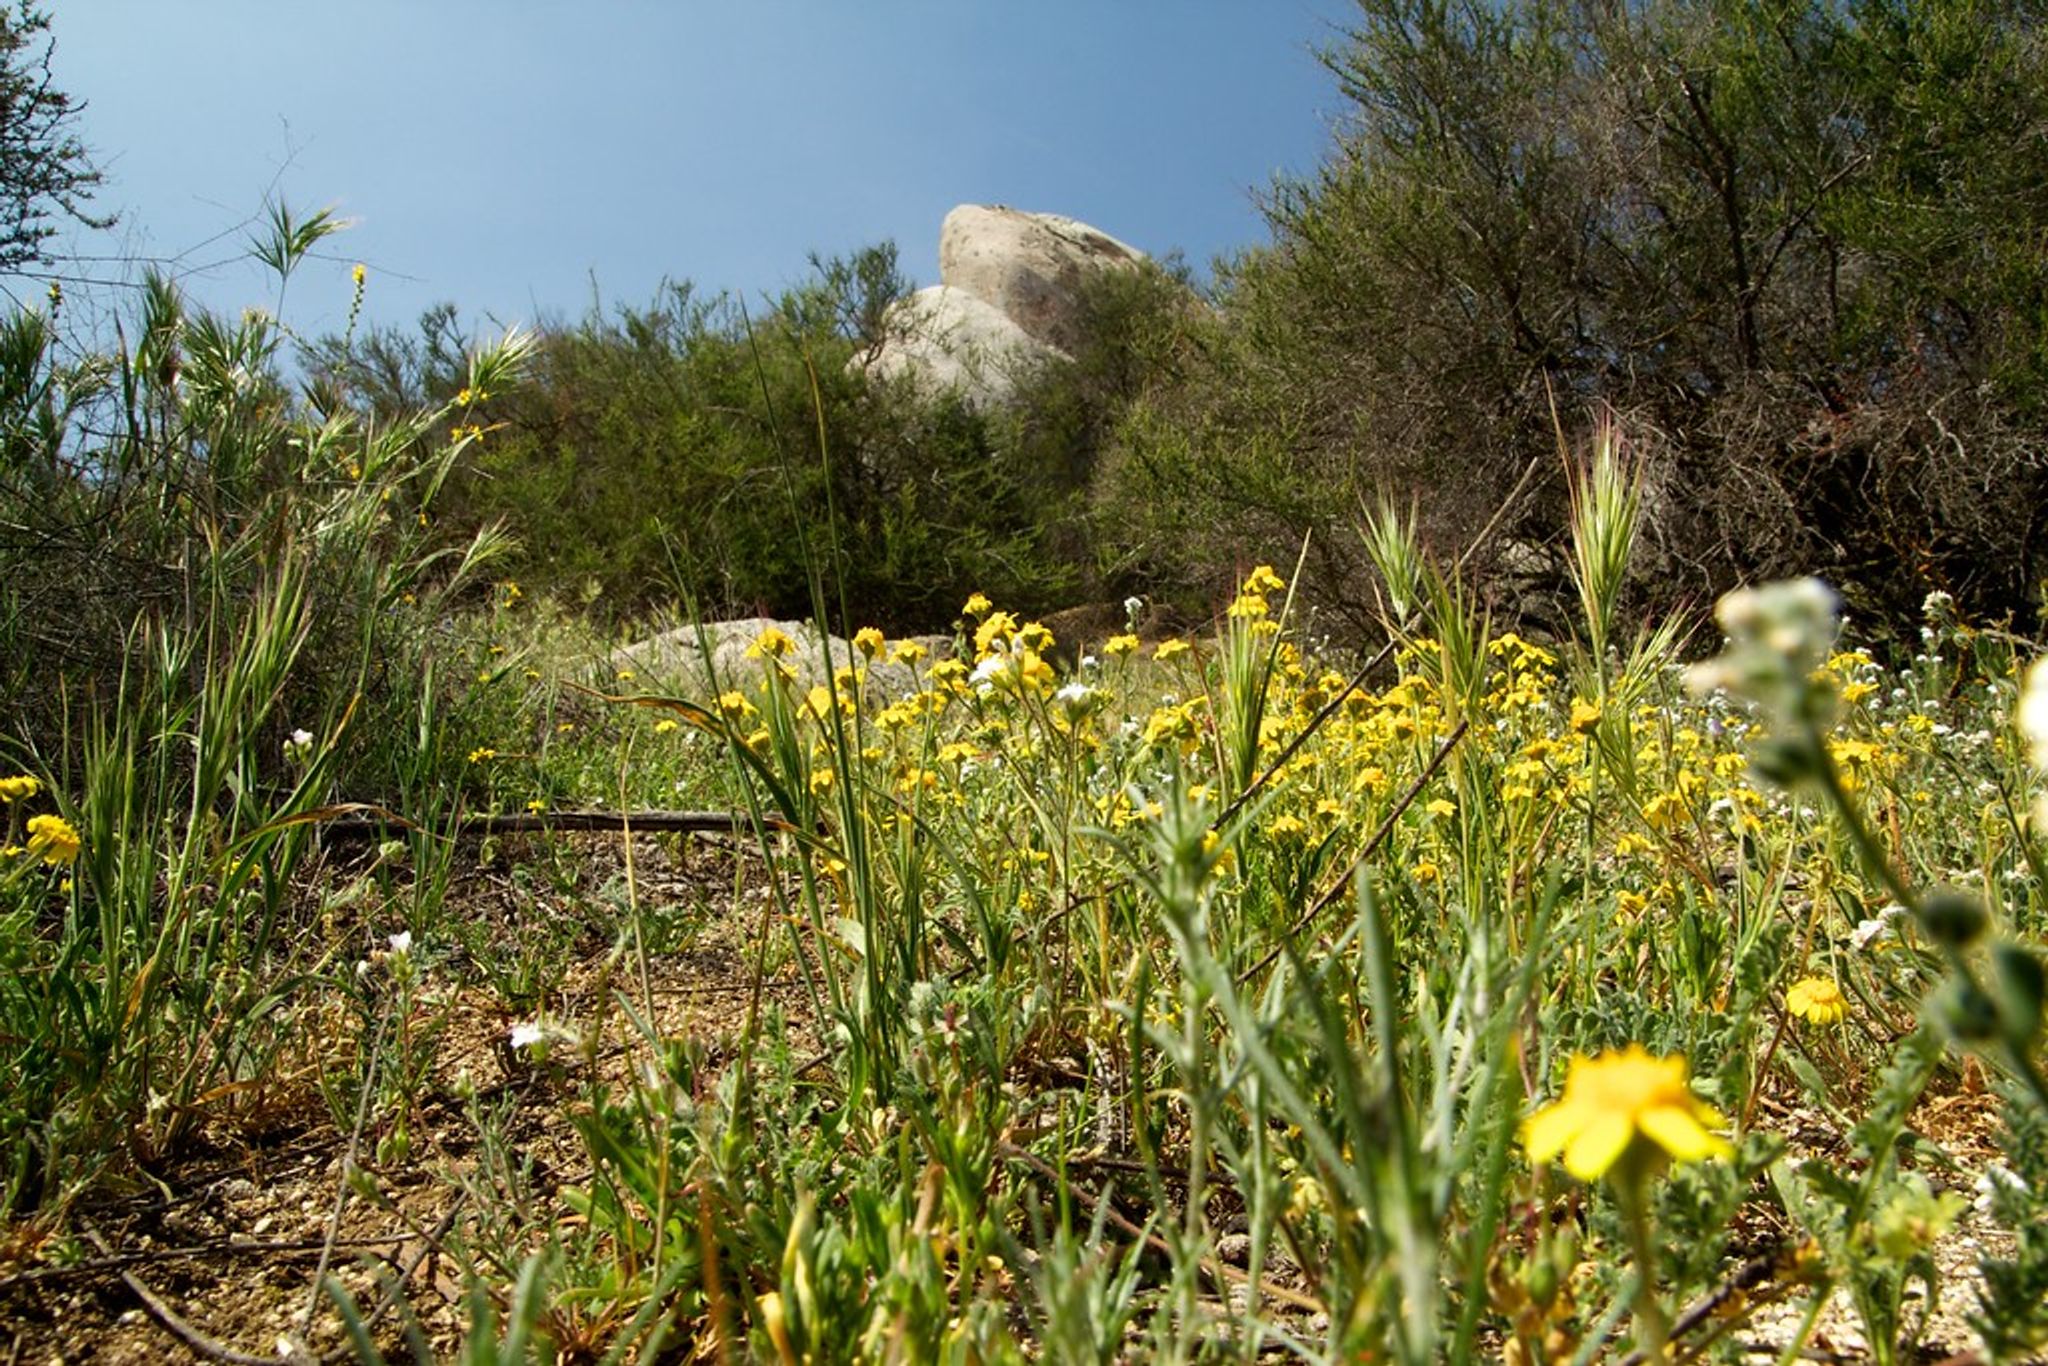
[2,239,520,797]
[1092,0,2048,636]
[0,215,530,1215]
[318,244,1163,633]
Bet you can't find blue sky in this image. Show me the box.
[47,3,1354,340]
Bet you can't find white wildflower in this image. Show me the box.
[2017,658,2048,770]
[509,1020,548,1050]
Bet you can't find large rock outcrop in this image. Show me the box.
[937,205,1145,355]
[865,284,1063,411]
[862,204,1146,409]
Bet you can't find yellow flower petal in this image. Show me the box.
[1522,1099,1582,1164]
[1637,1104,1731,1164]
[1563,1111,1635,1180]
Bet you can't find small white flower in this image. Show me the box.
[509,1021,548,1050]
[970,655,1006,695]
[1055,681,1091,707]
[387,930,413,956]
[2017,658,2048,771]
[1852,918,1890,950]
[1123,595,1144,622]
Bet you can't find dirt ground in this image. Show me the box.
[0,836,2032,1363]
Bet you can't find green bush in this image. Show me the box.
[1091,0,2048,635]
[316,244,1171,633]
[0,212,528,1215]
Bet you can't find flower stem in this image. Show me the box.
[1615,1163,1670,1365]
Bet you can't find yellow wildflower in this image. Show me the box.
[974,611,1019,658]
[653,719,680,734]
[746,626,795,661]
[1411,860,1441,884]
[0,774,41,803]
[890,639,927,666]
[1267,813,1307,842]
[1154,639,1190,662]
[716,690,756,721]
[1489,633,1558,669]
[352,262,367,287]
[1242,564,1286,595]
[1015,650,1054,693]
[1786,977,1847,1024]
[1143,702,1202,749]
[963,592,992,616]
[853,627,885,660]
[1522,1045,1731,1180]
[1227,592,1269,620]
[1641,792,1688,831]
[1104,633,1140,658]
[467,748,496,764]
[25,814,80,867]
[1569,699,1602,735]
[804,685,851,722]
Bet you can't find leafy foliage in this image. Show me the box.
[1093,0,2048,633]
[308,245,1190,631]
[0,5,104,272]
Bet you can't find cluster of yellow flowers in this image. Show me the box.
[608,574,2003,1200]
[2,773,79,867]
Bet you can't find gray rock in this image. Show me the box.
[937,204,1145,354]
[611,617,951,700]
[865,284,1063,410]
